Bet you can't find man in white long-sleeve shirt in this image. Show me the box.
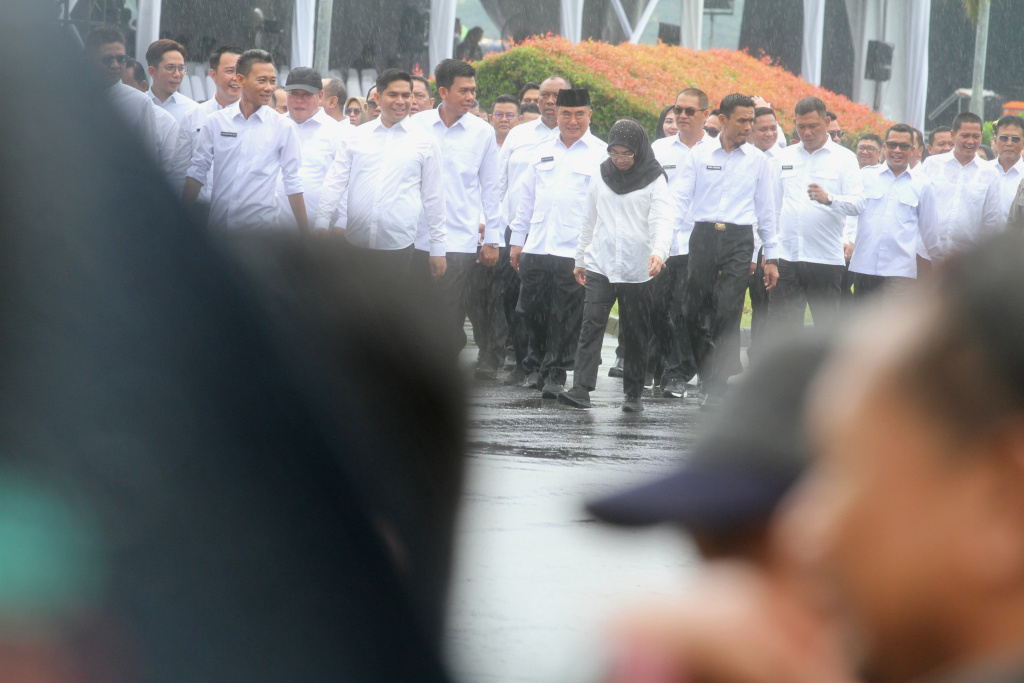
[182,49,307,232]
[315,69,446,273]
[509,88,606,398]
[85,28,158,160]
[496,74,568,385]
[767,96,864,338]
[277,67,353,231]
[674,93,779,410]
[144,39,196,124]
[559,119,672,413]
[412,59,501,365]
[917,111,1003,257]
[989,115,1024,221]
[849,124,941,298]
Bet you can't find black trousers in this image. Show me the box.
[745,248,769,365]
[574,272,651,398]
[466,248,508,368]
[501,228,528,369]
[437,251,478,359]
[853,272,914,301]
[346,242,415,271]
[648,254,697,383]
[518,253,584,386]
[686,222,754,396]
[767,259,844,337]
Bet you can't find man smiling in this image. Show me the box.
[182,49,307,232]
[145,39,196,123]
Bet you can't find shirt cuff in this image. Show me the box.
[509,231,527,247]
[429,241,447,257]
[761,245,778,260]
[314,218,330,231]
[483,226,500,245]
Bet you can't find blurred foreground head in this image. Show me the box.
[785,231,1024,683]
[0,5,462,682]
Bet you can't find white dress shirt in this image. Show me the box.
[277,108,353,230]
[850,163,941,278]
[187,103,303,231]
[152,105,189,181]
[149,90,197,124]
[989,156,1024,221]
[510,131,607,258]
[577,172,674,283]
[651,132,712,256]
[918,150,1003,253]
[773,139,865,265]
[108,81,158,158]
[498,117,559,229]
[315,116,446,254]
[674,136,778,258]
[171,96,236,199]
[412,107,501,254]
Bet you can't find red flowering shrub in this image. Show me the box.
[474,36,893,145]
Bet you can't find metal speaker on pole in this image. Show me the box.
[865,40,894,82]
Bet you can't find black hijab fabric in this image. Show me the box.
[601,119,667,195]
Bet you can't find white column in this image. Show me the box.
[429,0,457,70]
[291,0,316,70]
[135,0,162,69]
[801,0,825,85]
[560,0,586,42]
[904,0,930,127]
[680,0,704,49]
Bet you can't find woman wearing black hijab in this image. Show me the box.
[559,119,674,413]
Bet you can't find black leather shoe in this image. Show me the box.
[661,378,688,398]
[608,357,624,378]
[474,360,498,380]
[558,386,592,409]
[622,396,644,412]
[503,366,527,386]
[526,371,544,390]
[541,382,564,399]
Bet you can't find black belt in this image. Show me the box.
[694,221,752,232]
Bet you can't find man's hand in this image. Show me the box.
[573,266,587,286]
[749,262,757,275]
[648,255,664,277]
[477,223,485,245]
[751,95,772,109]
[807,183,831,206]
[330,226,347,237]
[181,177,202,206]
[510,245,523,273]
[478,244,499,267]
[429,256,447,280]
[763,262,779,290]
[843,241,854,262]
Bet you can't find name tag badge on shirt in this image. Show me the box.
[220,131,238,138]
[782,165,794,171]
[706,165,722,171]
[663,164,676,170]
[540,156,554,163]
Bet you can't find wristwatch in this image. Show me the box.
[765,259,779,265]
[485,243,499,248]
[826,193,834,205]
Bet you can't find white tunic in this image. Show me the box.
[577,172,674,283]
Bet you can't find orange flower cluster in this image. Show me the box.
[475,36,893,145]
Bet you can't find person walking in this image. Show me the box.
[558,120,672,413]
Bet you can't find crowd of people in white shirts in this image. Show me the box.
[85,25,1024,413]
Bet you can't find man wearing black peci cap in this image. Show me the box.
[588,331,831,554]
[278,66,353,231]
[509,88,606,398]
[674,93,779,411]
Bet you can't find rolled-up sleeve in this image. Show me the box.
[186,118,214,186]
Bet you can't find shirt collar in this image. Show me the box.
[993,155,1024,176]
[228,102,273,121]
[716,135,752,155]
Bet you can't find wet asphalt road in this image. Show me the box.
[444,331,710,683]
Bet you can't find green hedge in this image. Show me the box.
[472,46,657,140]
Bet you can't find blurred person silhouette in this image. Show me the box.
[0,4,466,680]
[519,102,540,122]
[321,77,348,122]
[121,56,147,91]
[84,27,157,156]
[455,26,484,62]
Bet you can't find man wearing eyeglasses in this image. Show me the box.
[826,111,842,145]
[489,94,519,147]
[365,85,380,120]
[647,88,711,399]
[848,124,941,299]
[989,115,1024,221]
[145,39,196,124]
[917,112,1003,256]
[675,93,779,410]
[767,96,864,338]
[509,88,605,398]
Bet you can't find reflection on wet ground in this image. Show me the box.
[445,333,707,683]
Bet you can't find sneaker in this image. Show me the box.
[608,357,624,378]
[661,378,688,399]
[503,366,527,386]
[558,385,592,409]
[622,396,644,412]
[643,373,655,390]
[474,359,498,380]
[526,371,544,390]
[541,382,565,399]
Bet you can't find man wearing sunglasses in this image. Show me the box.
[648,88,711,399]
[145,39,196,123]
[989,115,1024,221]
[917,112,1003,256]
[85,28,157,158]
[848,124,941,299]
[826,111,842,145]
[767,96,863,337]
